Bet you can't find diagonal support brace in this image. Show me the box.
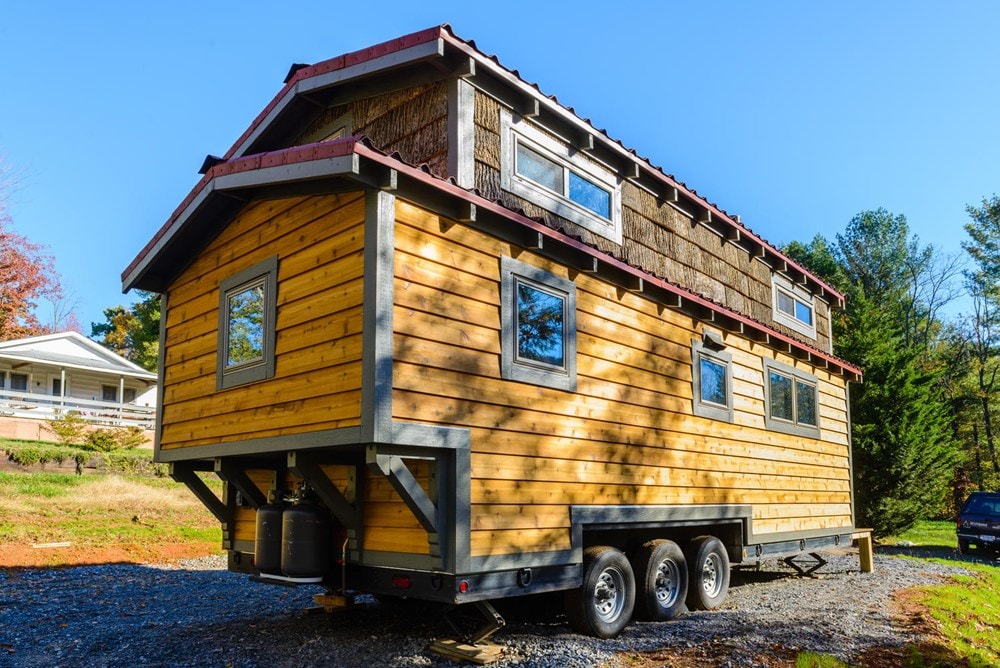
[171,462,226,523]
[215,459,267,509]
[369,453,438,533]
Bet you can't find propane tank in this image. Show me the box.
[281,486,331,581]
[254,490,287,575]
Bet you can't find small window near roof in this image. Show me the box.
[501,109,621,244]
[501,256,577,392]
[217,256,278,390]
[763,358,820,437]
[772,274,816,339]
[691,337,734,423]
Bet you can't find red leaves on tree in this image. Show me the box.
[0,210,63,340]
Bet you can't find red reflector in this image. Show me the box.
[391,575,411,589]
[458,580,469,593]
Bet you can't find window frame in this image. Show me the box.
[500,256,577,392]
[216,256,278,390]
[691,338,734,423]
[500,109,622,244]
[771,274,817,339]
[762,358,821,438]
[9,372,28,393]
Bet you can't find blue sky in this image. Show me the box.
[1,1,998,330]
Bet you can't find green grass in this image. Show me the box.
[795,652,849,668]
[0,471,88,497]
[908,560,1000,667]
[881,520,958,549]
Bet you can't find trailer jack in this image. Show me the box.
[783,551,828,576]
[429,601,506,664]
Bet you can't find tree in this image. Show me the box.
[0,158,65,340]
[785,209,960,535]
[91,291,160,371]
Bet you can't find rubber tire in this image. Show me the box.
[684,536,731,611]
[565,546,636,638]
[630,539,688,621]
[958,539,970,555]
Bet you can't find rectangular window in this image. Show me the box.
[691,337,734,422]
[124,388,137,404]
[217,256,278,390]
[501,256,577,392]
[501,109,622,244]
[0,373,5,390]
[772,274,816,338]
[52,379,62,397]
[10,373,28,392]
[102,385,118,402]
[764,359,820,437]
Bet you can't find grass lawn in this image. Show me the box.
[882,520,958,549]
[0,470,223,567]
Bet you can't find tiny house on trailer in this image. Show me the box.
[123,26,864,641]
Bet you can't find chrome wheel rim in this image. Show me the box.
[593,566,626,622]
[700,553,723,598]
[654,559,680,608]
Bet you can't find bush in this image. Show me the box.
[83,430,119,453]
[109,426,147,450]
[0,440,90,474]
[102,450,168,477]
[44,413,90,445]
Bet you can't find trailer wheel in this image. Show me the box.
[566,546,635,638]
[685,536,730,611]
[629,539,687,621]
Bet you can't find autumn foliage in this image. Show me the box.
[0,203,63,340]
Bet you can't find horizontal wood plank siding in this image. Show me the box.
[160,193,366,450]
[391,200,852,558]
[472,91,833,352]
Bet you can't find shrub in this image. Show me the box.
[1,441,90,474]
[44,413,90,445]
[83,429,119,453]
[109,426,147,450]
[102,450,168,477]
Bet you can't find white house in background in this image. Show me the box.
[0,331,157,434]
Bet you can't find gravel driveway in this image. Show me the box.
[0,549,982,667]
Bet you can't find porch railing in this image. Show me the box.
[0,390,155,429]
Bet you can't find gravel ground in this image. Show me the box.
[0,548,988,667]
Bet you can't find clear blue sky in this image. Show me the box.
[1,1,998,331]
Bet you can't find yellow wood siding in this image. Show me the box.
[160,192,366,450]
[391,200,852,559]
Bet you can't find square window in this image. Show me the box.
[10,373,28,392]
[515,282,566,369]
[691,337,734,422]
[763,359,821,437]
[102,385,118,402]
[124,388,137,404]
[772,275,817,339]
[217,256,278,390]
[501,257,576,392]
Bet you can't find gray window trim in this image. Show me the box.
[762,357,821,438]
[216,255,278,390]
[500,109,622,244]
[772,274,817,339]
[500,256,577,392]
[691,338,734,423]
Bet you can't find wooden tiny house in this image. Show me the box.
[125,26,862,639]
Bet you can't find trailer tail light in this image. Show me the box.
[391,575,411,589]
[458,580,470,594]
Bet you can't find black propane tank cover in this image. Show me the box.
[281,496,331,579]
[254,493,287,575]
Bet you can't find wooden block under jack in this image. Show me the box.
[429,639,504,665]
[313,592,358,612]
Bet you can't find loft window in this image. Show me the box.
[217,256,278,390]
[763,359,820,437]
[501,256,577,392]
[691,336,734,422]
[299,111,353,145]
[772,274,817,339]
[501,109,622,244]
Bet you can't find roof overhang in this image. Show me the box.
[123,138,861,382]
[190,25,844,308]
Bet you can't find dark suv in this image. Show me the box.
[956,491,1000,555]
